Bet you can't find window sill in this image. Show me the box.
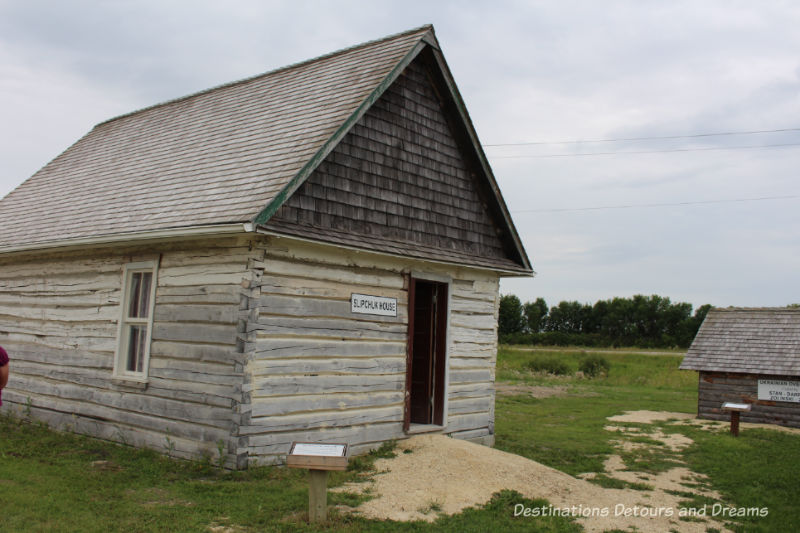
[111,377,149,391]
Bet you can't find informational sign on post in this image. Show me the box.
[721,402,751,437]
[287,442,349,524]
[291,443,347,458]
[758,379,800,403]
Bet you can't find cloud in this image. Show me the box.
[1,0,799,308]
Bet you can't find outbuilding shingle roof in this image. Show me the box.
[680,308,800,375]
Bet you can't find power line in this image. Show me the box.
[490,142,800,159]
[512,194,800,214]
[484,127,800,147]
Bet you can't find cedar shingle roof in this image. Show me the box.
[680,308,800,375]
[0,24,531,273]
[0,26,433,247]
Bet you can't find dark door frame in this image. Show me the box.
[403,275,449,432]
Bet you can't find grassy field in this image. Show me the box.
[2,346,797,532]
[0,415,579,533]
[494,347,698,475]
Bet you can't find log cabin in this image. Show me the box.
[680,307,800,429]
[0,25,532,468]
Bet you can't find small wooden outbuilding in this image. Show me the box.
[0,26,532,468]
[680,307,800,429]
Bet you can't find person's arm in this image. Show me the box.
[0,362,8,390]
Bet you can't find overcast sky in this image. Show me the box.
[1,1,798,310]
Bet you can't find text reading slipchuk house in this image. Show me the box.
[351,294,398,317]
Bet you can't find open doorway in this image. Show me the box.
[404,277,448,430]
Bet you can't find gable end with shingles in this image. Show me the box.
[680,308,800,375]
[260,48,529,273]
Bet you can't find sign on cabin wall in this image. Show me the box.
[351,293,397,317]
[758,379,800,403]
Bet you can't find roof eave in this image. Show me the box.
[257,226,533,276]
[0,223,253,256]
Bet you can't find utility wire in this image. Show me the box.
[484,127,800,147]
[490,142,800,159]
[512,194,800,214]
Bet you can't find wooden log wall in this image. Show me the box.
[698,371,800,428]
[0,232,501,467]
[241,235,500,465]
[0,236,256,467]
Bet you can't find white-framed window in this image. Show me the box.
[114,260,159,381]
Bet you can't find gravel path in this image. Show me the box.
[339,414,734,532]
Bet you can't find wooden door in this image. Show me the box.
[404,278,448,430]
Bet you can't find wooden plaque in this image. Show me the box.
[286,442,349,471]
[722,402,751,412]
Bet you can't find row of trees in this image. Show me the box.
[499,294,711,348]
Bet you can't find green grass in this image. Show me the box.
[618,444,684,475]
[497,346,697,389]
[495,346,798,532]
[1,415,312,532]
[524,357,570,375]
[0,414,579,532]
[2,346,796,532]
[494,347,696,477]
[667,424,800,533]
[494,385,694,475]
[586,474,653,491]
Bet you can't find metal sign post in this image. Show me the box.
[286,442,348,523]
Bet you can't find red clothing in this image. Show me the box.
[0,345,8,406]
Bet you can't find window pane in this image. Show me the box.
[126,325,148,372]
[138,272,152,318]
[128,272,142,318]
[127,272,153,319]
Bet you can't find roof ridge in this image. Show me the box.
[96,24,434,129]
[711,307,800,311]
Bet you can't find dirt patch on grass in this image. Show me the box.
[495,383,570,398]
[676,416,800,436]
[612,409,800,436]
[593,424,722,503]
[125,487,194,508]
[496,382,600,399]
[91,460,122,472]
[511,347,683,357]
[605,426,694,453]
[338,434,730,532]
[207,519,248,533]
[607,410,695,424]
